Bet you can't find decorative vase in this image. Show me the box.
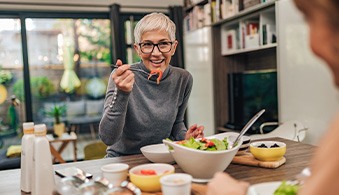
[54,123,65,137]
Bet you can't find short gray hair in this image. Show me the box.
[134,12,176,44]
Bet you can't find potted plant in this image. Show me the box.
[46,104,66,137]
[0,69,13,85]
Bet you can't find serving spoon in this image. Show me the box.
[229,109,266,149]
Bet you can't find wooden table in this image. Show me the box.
[47,132,77,164]
[0,137,315,195]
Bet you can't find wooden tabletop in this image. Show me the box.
[0,137,315,195]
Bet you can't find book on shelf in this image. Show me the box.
[226,29,237,51]
[215,0,221,22]
[246,21,259,35]
[204,3,212,25]
[243,20,260,49]
[221,0,238,19]
[239,22,246,49]
[243,0,261,10]
[262,24,276,45]
[184,5,208,32]
[210,0,217,23]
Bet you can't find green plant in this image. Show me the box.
[12,76,55,101]
[0,70,13,84]
[46,104,66,124]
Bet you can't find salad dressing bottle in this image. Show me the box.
[32,124,55,195]
[20,122,35,193]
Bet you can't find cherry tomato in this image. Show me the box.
[205,141,215,147]
[140,169,157,175]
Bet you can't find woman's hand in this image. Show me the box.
[185,124,204,140]
[112,59,135,92]
[207,172,249,195]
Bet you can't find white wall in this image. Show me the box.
[184,27,215,136]
[277,0,339,145]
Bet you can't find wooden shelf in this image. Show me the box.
[222,43,277,56]
[213,0,277,26]
[184,0,209,13]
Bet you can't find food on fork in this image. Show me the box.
[148,68,163,84]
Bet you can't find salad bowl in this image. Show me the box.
[163,132,242,182]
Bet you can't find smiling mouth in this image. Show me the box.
[150,59,164,64]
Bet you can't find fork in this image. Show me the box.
[111,64,157,76]
[294,167,311,185]
[109,64,157,108]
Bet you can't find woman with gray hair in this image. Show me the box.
[99,12,204,157]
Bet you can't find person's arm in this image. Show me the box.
[298,114,339,195]
[99,71,130,146]
[207,172,249,195]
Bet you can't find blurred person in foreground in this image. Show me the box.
[207,0,339,194]
[99,12,204,157]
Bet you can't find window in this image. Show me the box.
[0,18,24,132]
[0,12,113,132]
[24,18,111,125]
[121,14,145,64]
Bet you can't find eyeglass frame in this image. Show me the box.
[138,41,174,54]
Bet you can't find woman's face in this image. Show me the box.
[306,7,339,86]
[134,29,178,72]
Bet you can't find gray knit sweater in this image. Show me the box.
[99,62,193,157]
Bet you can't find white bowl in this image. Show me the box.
[163,132,242,182]
[140,143,175,164]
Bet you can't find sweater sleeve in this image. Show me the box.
[99,71,130,146]
[171,72,193,141]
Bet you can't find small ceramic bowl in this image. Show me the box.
[249,141,286,161]
[129,163,175,192]
[140,143,175,164]
[160,173,192,195]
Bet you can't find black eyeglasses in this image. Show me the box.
[138,41,173,54]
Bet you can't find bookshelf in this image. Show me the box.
[211,0,279,133]
[184,0,339,144]
[183,0,210,32]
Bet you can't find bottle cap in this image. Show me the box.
[23,122,34,129]
[34,124,47,135]
[23,122,34,134]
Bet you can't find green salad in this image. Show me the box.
[168,137,229,151]
[274,181,300,195]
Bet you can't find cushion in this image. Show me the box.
[86,99,104,116]
[66,100,86,117]
[0,150,21,170]
[6,145,21,158]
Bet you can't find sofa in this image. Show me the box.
[41,98,104,139]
